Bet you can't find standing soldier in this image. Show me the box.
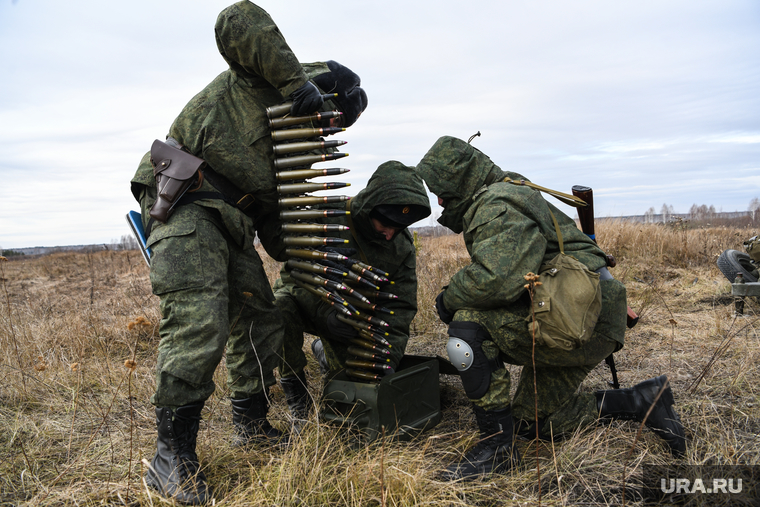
[129,2,367,504]
[414,136,686,481]
[271,162,430,426]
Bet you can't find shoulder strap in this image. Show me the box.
[503,177,588,208]
[548,209,564,255]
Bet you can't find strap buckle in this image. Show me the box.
[236,194,255,210]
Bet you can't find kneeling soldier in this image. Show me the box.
[415,136,686,481]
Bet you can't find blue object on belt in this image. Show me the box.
[596,266,613,281]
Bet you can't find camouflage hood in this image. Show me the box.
[415,136,508,233]
[350,161,431,242]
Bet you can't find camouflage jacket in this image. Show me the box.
[416,136,607,313]
[130,1,330,251]
[273,161,431,367]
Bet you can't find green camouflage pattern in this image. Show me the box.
[416,135,609,313]
[415,135,628,433]
[140,192,284,408]
[130,1,331,257]
[130,2,330,408]
[273,161,431,377]
[455,278,626,432]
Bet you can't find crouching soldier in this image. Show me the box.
[270,162,430,427]
[414,135,686,481]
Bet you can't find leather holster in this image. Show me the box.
[149,139,206,223]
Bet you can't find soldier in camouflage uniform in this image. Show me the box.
[129,2,367,504]
[415,136,686,481]
[271,161,430,427]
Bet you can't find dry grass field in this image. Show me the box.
[1,220,758,506]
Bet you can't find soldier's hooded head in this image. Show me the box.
[415,136,507,234]
[313,61,368,128]
[351,161,431,242]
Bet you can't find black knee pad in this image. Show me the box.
[447,321,504,399]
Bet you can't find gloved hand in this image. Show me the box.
[435,287,455,324]
[326,310,359,343]
[290,81,324,116]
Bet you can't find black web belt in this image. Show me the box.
[144,166,256,237]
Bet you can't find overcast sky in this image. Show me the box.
[1,0,758,249]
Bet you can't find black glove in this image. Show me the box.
[290,81,324,116]
[435,288,455,324]
[326,311,359,343]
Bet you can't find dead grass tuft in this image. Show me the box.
[0,224,758,505]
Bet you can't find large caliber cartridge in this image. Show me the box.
[285,259,347,278]
[285,248,349,263]
[280,223,349,234]
[274,152,348,170]
[282,236,349,247]
[277,182,350,194]
[345,359,392,372]
[278,195,350,208]
[265,93,338,119]
[276,167,349,181]
[273,140,347,156]
[268,110,342,129]
[271,127,345,142]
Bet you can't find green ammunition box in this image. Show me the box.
[321,355,443,443]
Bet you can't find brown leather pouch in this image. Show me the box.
[149,139,206,223]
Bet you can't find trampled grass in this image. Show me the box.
[1,219,758,505]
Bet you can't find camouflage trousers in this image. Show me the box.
[274,287,349,379]
[143,202,284,408]
[453,279,627,436]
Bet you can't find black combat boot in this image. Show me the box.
[145,402,210,505]
[280,370,312,432]
[596,375,686,456]
[230,391,287,447]
[442,405,521,481]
